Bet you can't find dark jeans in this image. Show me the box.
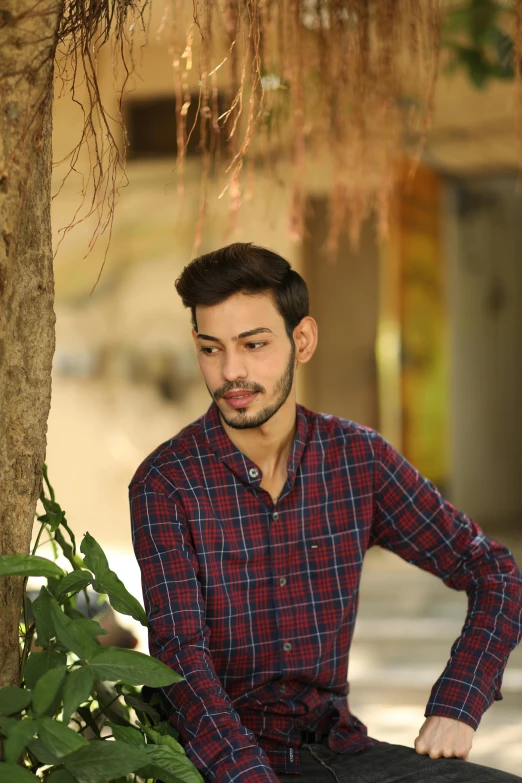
[278,739,522,782]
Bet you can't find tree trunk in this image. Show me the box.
[0,1,63,688]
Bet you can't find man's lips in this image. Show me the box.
[222,391,259,409]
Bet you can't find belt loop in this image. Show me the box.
[301,729,326,744]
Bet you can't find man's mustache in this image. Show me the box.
[214,381,266,400]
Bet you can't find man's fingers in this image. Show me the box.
[419,744,467,760]
[415,736,443,759]
[455,746,470,761]
[414,737,471,760]
[414,716,474,761]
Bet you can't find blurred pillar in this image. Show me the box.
[301,198,379,429]
[445,173,522,534]
[377,166,449,491]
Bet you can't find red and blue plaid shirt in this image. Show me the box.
[130,402,522,782]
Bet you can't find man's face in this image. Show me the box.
[193,292,296,430]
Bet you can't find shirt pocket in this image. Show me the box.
[305,529,362,606]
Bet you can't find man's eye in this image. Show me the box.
[201,346,218,354]
[246,342,266,350]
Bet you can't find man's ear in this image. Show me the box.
[293,316,318,365]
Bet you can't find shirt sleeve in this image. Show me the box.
[129,480,280,783]
[370,432,522,730]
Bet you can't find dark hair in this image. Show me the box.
[175,243,309,339]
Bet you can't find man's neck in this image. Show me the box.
[220,396,297,480]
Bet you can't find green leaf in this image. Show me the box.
[0,687,32,715]
[81,534,148,626]
[42,464,55,500]
[74,618,108,639]
[27,736,60,765]
[139,744,204,783]
[63,607,88,621]
[47,591,99,660]
[0,763,39,782]
[80,534,110,574]
[62,667,95,723]
[76,705,101,737]
[61,740,149,783]
[469,0,499,46]
[54,528,80,571]
[48,511,66,533]
[0,716,16,736]
[136,724,201,783]
[58,514,77,555]
[0,554,64,579]
[41,496,63,517]
[123,693,160,721]
[4,718,37,764]
[39,495,75,549]
[46,575,63,599]
[143,726,184,754]
[37,716,88,759]
[23,650,67,691]
[55,570,92,602]
[45,769,77,783]
[92,576,148,626]
[153,719,180,741]
[32,666,66,717]
[87,647,182,687]
[106,721,146,748]
[31,587,56,647]
[92,681,129,726]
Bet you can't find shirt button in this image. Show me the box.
[150,605,160,615]
[249,468,259,479]
[272,511,279,521]
[283,642,292,652]
[279,684,287,693]
[279,577,287,586]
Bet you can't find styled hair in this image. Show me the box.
[175,243,309,339]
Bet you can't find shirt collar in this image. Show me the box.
[202,401,311,490]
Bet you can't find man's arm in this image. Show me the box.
[130,480,280,783]
[370,432,522,757]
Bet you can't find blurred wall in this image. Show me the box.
[302,198,379,429]
[445,173,522,533]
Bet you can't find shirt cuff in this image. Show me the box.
[203,747,280,783]
[425,655,504,730]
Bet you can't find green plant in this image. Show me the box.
[443,0,519,88]
[0,466,203,783]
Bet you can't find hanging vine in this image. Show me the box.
[20,0,522,265]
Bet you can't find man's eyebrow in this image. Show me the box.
[196,327,273,343]
[196,333,222,343]
[237,327,273,340]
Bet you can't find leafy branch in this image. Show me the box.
[0,467,201,783]
[443,0,519,88]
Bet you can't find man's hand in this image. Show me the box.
[414,716,474,760]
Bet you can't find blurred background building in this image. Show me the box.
[44,6,522,774]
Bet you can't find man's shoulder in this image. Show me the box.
[302,405,381,449]
[129,412,207,489]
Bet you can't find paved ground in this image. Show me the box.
[350,541,522,776]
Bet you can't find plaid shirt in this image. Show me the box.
[130,402,522,782]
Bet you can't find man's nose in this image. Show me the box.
[222,351,248,382]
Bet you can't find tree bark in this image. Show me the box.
[0,1,63,688]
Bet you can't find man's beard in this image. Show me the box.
[210,342,296,430]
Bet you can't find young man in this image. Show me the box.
[130,243,522,783]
